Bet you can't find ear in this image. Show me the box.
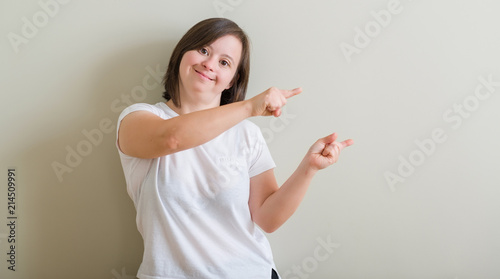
[225,73,239,90]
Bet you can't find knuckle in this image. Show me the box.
[264,95,271,104]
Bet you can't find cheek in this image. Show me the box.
[179,51,197,69]
[220,70,237,85]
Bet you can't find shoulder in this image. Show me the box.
[118,102,171,122]
[232,120,268,144]
[238,119,263,134]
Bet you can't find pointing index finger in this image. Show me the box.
[282,87,302,99]
[339,139,354,150]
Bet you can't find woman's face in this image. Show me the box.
[178,35,243,106]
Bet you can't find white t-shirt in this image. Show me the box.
[116,102,278,279]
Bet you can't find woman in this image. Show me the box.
[116,18,353,279]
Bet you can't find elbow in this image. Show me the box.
[262,225,279,234]
[160,123,181,154]
[153,125,180,156]
[252,205,285,233]
[162,133,180,154]
[255,216,282,233]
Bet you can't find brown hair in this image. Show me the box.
[162,18,250,107]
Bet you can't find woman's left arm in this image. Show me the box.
[248,133,354,233]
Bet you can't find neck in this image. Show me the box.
[166,96,220,115]
[169,86,222,114]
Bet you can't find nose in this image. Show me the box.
[201,56,216,71]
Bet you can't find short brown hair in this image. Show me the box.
[162,18,250,107]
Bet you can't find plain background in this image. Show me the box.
[1,0,499,278]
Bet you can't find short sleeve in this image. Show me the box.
[247,124,276,178]
[116,103,167,153]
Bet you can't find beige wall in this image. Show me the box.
[1,0,500,278]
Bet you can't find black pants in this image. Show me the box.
[271,269,279,279]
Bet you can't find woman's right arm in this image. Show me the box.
[118,87,302,159]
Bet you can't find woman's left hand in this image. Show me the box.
[306,133,354,171]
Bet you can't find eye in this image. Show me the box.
[220,60,230,67]
[199,47,209,55]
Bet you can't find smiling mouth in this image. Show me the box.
[195,70,214,81]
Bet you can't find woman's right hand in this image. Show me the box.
[247,87,302,117]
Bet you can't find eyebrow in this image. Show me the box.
[220,54,235,64]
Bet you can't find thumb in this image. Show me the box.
[319,133,337,156]
[273,108,282,117]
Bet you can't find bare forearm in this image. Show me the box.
[249,133,353,233]
[162,100,252,153]
[255,158,317,232]
[119,87,302,158]
[163,87,301,153]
